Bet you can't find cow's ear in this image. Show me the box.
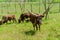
[42,16,44,17]
[40,15,44,18]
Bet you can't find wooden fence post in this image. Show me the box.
[39,0,40,13]
[30,0,32,12]
[1,3,3,14]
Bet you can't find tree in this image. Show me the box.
[42,0,53,19]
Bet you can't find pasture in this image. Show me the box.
[0,12,60,40]
[0,0,60,40]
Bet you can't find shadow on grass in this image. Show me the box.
[0,23,12,25]
[5,22,14,25]
[24,30,36,36]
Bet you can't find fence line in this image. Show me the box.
[0,2,60,4]
[0,2,60,14]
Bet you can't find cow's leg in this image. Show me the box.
[10,19,12,22]
[12,17,16,23]
[14,19,16,23]
[8,20,11,23]
[14,18,17,22]
[12,18,16,23]
[18,19,21,23]
[36,24,38,30]
[5,19,8,23]
[13,19,14,23]
[21,18,24,22]
[33,24,36,30]
[13,18,16,23]
[38,24,40,31]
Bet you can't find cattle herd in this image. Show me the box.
[0,6,50,31]
[0,11,44,31]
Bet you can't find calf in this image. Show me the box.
[2,14,16,23]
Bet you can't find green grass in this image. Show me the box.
[0,1,60,40]
[0,13,60,40]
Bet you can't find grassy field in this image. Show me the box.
[0,13,60,40]
[0,0,60,40]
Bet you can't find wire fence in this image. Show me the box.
[0,1,60,15]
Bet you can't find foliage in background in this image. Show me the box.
[0,0,60,2]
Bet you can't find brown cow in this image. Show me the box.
[29,13,44,30]
[2,14,16,23]
[18,11,32,23]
